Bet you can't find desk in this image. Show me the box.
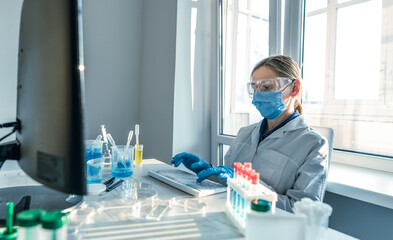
[69,159,357,240]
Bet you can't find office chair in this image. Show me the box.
[311,125,335,200]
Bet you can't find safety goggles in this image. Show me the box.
[247,77,294,97]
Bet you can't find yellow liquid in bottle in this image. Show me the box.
[135,144,143,165]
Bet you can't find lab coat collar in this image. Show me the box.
[250,122,261,146]
[254,115,308,141]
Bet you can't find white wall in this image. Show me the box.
[82,0,143,143]
[173,0,215,162]
[138,0,178,163]
[0,0,23,141]
[0,0,214,165]
[83,0,182,163]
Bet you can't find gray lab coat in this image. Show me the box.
[224,115,329,212]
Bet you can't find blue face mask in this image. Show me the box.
[252,91,287,120]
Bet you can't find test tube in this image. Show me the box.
[233,163,239,212]
[249,172,260,195]
[236,165,245,213]
[232,162,240,210]
[244,162,252,169]
[239,166,247,217]
[245,168,252,190]
[240,168,253,220]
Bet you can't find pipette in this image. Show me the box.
[101,125,108,142]
[90,134,102,152]
[96,134,103,141]
[101,125,110,152]
[106,133,127,168]
[124,130,134,153]
[134,124,144,166]
[135,124,140,146]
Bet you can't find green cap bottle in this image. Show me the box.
[17,209,46,228]
[41,211,69,230]
[251,199,271,213]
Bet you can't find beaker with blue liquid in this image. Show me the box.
[86,158,105,184]
[84,140,103,162]
[111,145,134,178]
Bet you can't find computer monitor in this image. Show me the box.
[15,0,86,195]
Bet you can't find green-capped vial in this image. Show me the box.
[251,199,271,213]
[17,209,46,228]
[41,211,69,230]
[16,209,46,240]
[41,211,69,240]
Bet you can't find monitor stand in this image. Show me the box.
[0,185,83,227]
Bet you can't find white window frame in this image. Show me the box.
[304,0,393,116]
[212,0,393,173]
[212,0,303,166]
[303,0,393,172]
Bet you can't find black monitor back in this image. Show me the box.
[16,0,86,195]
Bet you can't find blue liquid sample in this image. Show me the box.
[240,197,245,218]
[87,178,102,184]
[112,161,132,177]
[112,168,133,178]
[85,149,102,162]
[236,195,242,213]
[232,191,237,210]
[87,161,102,183]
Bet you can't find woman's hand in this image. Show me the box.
[171,152,211,174]
[197,166,234,182]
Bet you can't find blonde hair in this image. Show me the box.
[251,55,303,115]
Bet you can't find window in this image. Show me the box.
[215,0,303,165]
[215,0,393,171]
[221,0,270,137]
[303,0,393,160]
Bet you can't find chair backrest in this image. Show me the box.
[311,125,334,200]
[311,126,334,164]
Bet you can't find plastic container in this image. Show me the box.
[41,211,69,240]
[84,140,103,162]
[293,198,333,240]
[86,158,104,184]
[111,145,134,178]
[16,209,46,240]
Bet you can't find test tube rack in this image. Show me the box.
[225,177,278,235]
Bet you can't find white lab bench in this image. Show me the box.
[0,159,358,239]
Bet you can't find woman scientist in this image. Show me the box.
[171,55,329,212]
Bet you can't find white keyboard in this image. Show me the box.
[148,168,227,197]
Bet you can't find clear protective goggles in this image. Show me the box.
[247,77,294,97]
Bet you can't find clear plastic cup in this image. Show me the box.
[86,158,104,184]
[111,145,134,178]
[84,140,103,162]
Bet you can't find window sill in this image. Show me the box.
[326,162,393,210]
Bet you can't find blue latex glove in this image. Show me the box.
[171,152,211,174]
[197,166,234,183]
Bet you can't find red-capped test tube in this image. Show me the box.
[244,162,252,169]
[245,168,253,190]
[233,162,240,180]
[240,165,247,186]
[232,162,241,210]
[249,172,260,195]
